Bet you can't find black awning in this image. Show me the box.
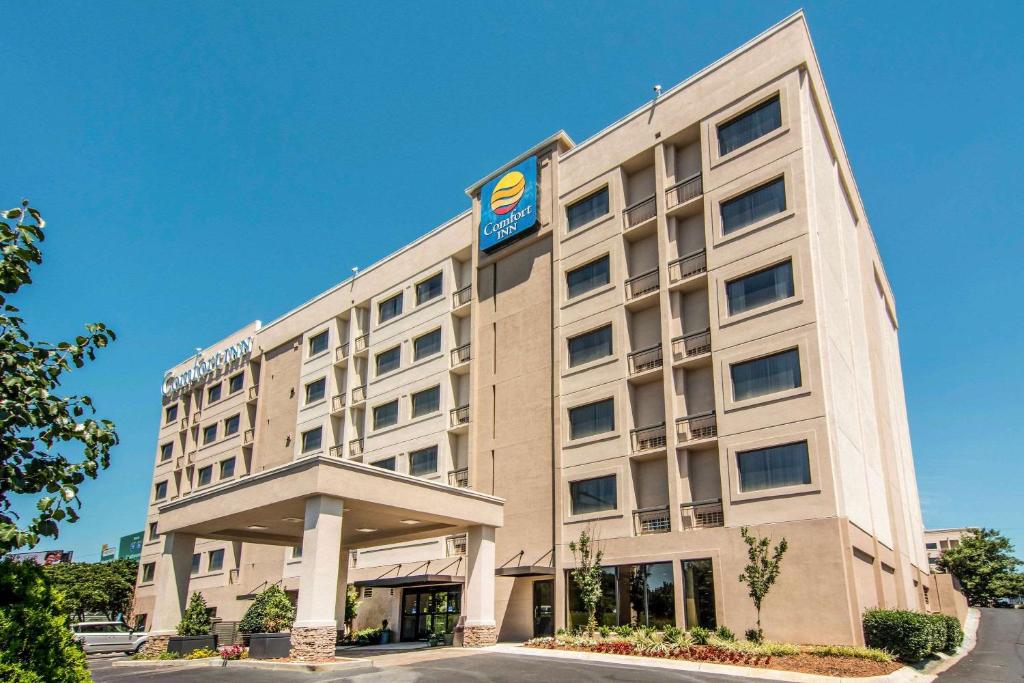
[494,565,556,577]
[353,574,464,588]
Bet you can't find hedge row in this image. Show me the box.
[862,609,963,662]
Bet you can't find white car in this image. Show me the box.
[72,621,149,654]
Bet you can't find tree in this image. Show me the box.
[345,585,359,633]
[568,527,604,636]
[45,558,138,622]
[737,526,788,642]
[991,572,1024,604]
[0,201,118,553]
[239,584,295,634]
[177,592,212,636]
[937,528,1022,606]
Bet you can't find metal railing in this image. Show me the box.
[676,411,718,442]
[349,438,364,456]
[331,393,346,412]
[624,195,657,229]
[453,285,472,308]
[446,534,468,556]
[328,445,343,458]
[633,505,672,535]
[665,173,703,208]
[354,334,369,353]
[243,429,254,445]
[625,268,659,300]
[627,345,663,375]
[335,343,349,362]
[179,417,189,431]
[671,329,711,359]
[448,468,469,488]
[247,386,259,401]
[680,498,724,530]
[451,343,471,366]
[667,249,707,283]
[631,423,667,452]
[351,384,367,403]
[450,405,470,428]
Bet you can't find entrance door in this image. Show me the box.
[400,585,461,641]
[533,580,554,637]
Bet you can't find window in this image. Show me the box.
[373,400,399,430]
[925,542,938,550]
[566,255,610,299]
[737,441,811,492]
[202,424,217,444]
[568,325,613,367]
[148,522,158,541]
[378,293,403,323]
[301,427,322,453]
[189,553,201,575]
[717,95,781,156]
[207,382,222,404]
[567,188,609,231]
[726,261,794,315]
[567,566,617,628]
[208,549,224,572]
[372,456,396,471]
[416,273,443,305]
[154,481,168,500]
[305,378,327,404]
[731,348,801,401]
[308,330,329,356]
[681,559,717,629]
[197,465,213,487]
[159,442,173,462]
[165,404,178,424]
[409,446,438,477]
[413,329,442,361]
[224,414,240,436]
[570,475,616,515]
[291,545,302,559]
[376,346,401,376]
[721,177,786,234]
[228,373,244,394]
[411,386,440,418]
[569,398,615,439]
[220,457,235,479]
[141,562,156,583]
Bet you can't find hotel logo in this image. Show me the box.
[479,156,538,252]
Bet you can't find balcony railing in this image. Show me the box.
[351,384,367,403]
[671,329,711,359]
[354,334,369,354]
[665,172,703,208]
[624,195,657,229]
[247,386,259,401]
[450,405,470,428]
[179,417,189,431]
[627,344,663,375]
[667,249,707,283]
[453,285,472,308]
[329,445,343,458]
[676,411,718,442]
[448,467,469,488]
[446,534,468,556]
[349,438,364,456]
[331,393,346,412]
[624,268,659,301]
[680,498,724,530]
[631,423,667,452]
[243,428,254,445]
[633,505,672,535]
[335,343,349,362]
[451,343,471,366]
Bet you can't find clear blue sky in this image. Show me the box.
[3,1,1022,562]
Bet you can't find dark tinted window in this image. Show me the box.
[416,273,443,305]
[373,400,399,429]
[568,325,613,367]
[207,383,221,403]
[567,255,610,299]
[191,553,200,574]
[142,563,156,582]
[737,441,810,492]
[731,349,801,401]
[208,549,224,572]
[569,398,615,439]
[372,457,396,471]
[378,293,403,323]
[154,481,167,500]
[305,378,327,404]
[301,427,322,452]
[721,178,786,234]
[409,446,438,476]
[160,442,173,461]
[197,465,213,486]
[228,373,244,394]
[224,414,240,435]
[202,424,217,444]
[220,458,235,479]
[165,404,178,423]
[308,331,329,356]
[726,261,794,315]
[567,188,609,230]
[413,329,442,361]
[570,475,616,515]
[376,346,401,375]
[717,96,781,156]
[411,386,440,418]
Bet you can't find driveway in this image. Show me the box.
[89,649,775,682]
[937,607,1024,682]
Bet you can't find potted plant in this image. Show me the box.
[239,585,295,659]
[168,592,217,655]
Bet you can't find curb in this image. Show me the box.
[112,656,374,673]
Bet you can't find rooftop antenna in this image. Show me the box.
[653,84,662,98]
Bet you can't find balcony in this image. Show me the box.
[633,505,671,535]
[351,384,367,404]
[451,343,471,374]
[331,393,346,414]
[452,285,472,315]
[450,405,470,429]
[353,334,369,355]
[448,467,469,488]
[328,445,343,458]
[671,329,711,363]
[446,533,468,556]
[630,423,667,453]
[179,417,189,431]
[334,343,350,365]
[623,195,657,231]
[243,429,254,446]
[349,438,364,457]
[680,498,724,530]
[667,249,707,289]
[675,411,718,443]
[247,386,259,402]
[627,344,663,377]
[624,268,660,305]
[665,173,703,213]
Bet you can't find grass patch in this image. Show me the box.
[809,644,894,662]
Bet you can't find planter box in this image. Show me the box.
[167,634,218,656]
[248,632,292,659]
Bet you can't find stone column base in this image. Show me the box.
[463,624,497,647]
[290,626,337,661]
[140,634,171,655]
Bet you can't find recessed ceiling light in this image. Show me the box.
[247,524,268,530]
[281,517,302,523]
[400,519,420,525]
[356,528,377,533]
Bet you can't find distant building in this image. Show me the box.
[925,528,976,571]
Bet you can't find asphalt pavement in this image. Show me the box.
[937,607,1024,682]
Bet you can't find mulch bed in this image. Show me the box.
[767,654,901,677]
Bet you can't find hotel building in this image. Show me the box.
[133,13,937,658]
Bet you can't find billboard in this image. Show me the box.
[100,544,116,562]
[6,550,73,565]
[118,532,144,560]
[479,156,538,253]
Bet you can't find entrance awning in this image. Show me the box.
[354,574,464,588]
[495,565,555,577]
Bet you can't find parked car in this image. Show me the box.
[71,621,149,654]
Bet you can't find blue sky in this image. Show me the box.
[3,1,1022,562]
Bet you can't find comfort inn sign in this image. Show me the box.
[479,156,538,253]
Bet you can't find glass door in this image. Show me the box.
[533,580,554,637]
[400,585,462,641]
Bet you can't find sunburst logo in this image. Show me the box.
[489,170,526,216]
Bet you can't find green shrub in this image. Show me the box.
[597,626,611,638]
[689,626,711,645]
[809,644,894,662]
[184,647,219,659]
[239,585,296,634]
[863,609,945,662]
[130,651,180,661]
[712,636,799,656]
[662,626,683,643]
[934,614,963,654]
[744,627,763,643]
[353,627,383,645]
[177,592,212,636]
[0,560,90,683]
[613,624,634,637]
[715,625,735,641]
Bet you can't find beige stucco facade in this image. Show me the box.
[134,12,941,657]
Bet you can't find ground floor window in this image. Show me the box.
[681,558,717,629]
[400,585,461,641]
[567,561,674,628]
